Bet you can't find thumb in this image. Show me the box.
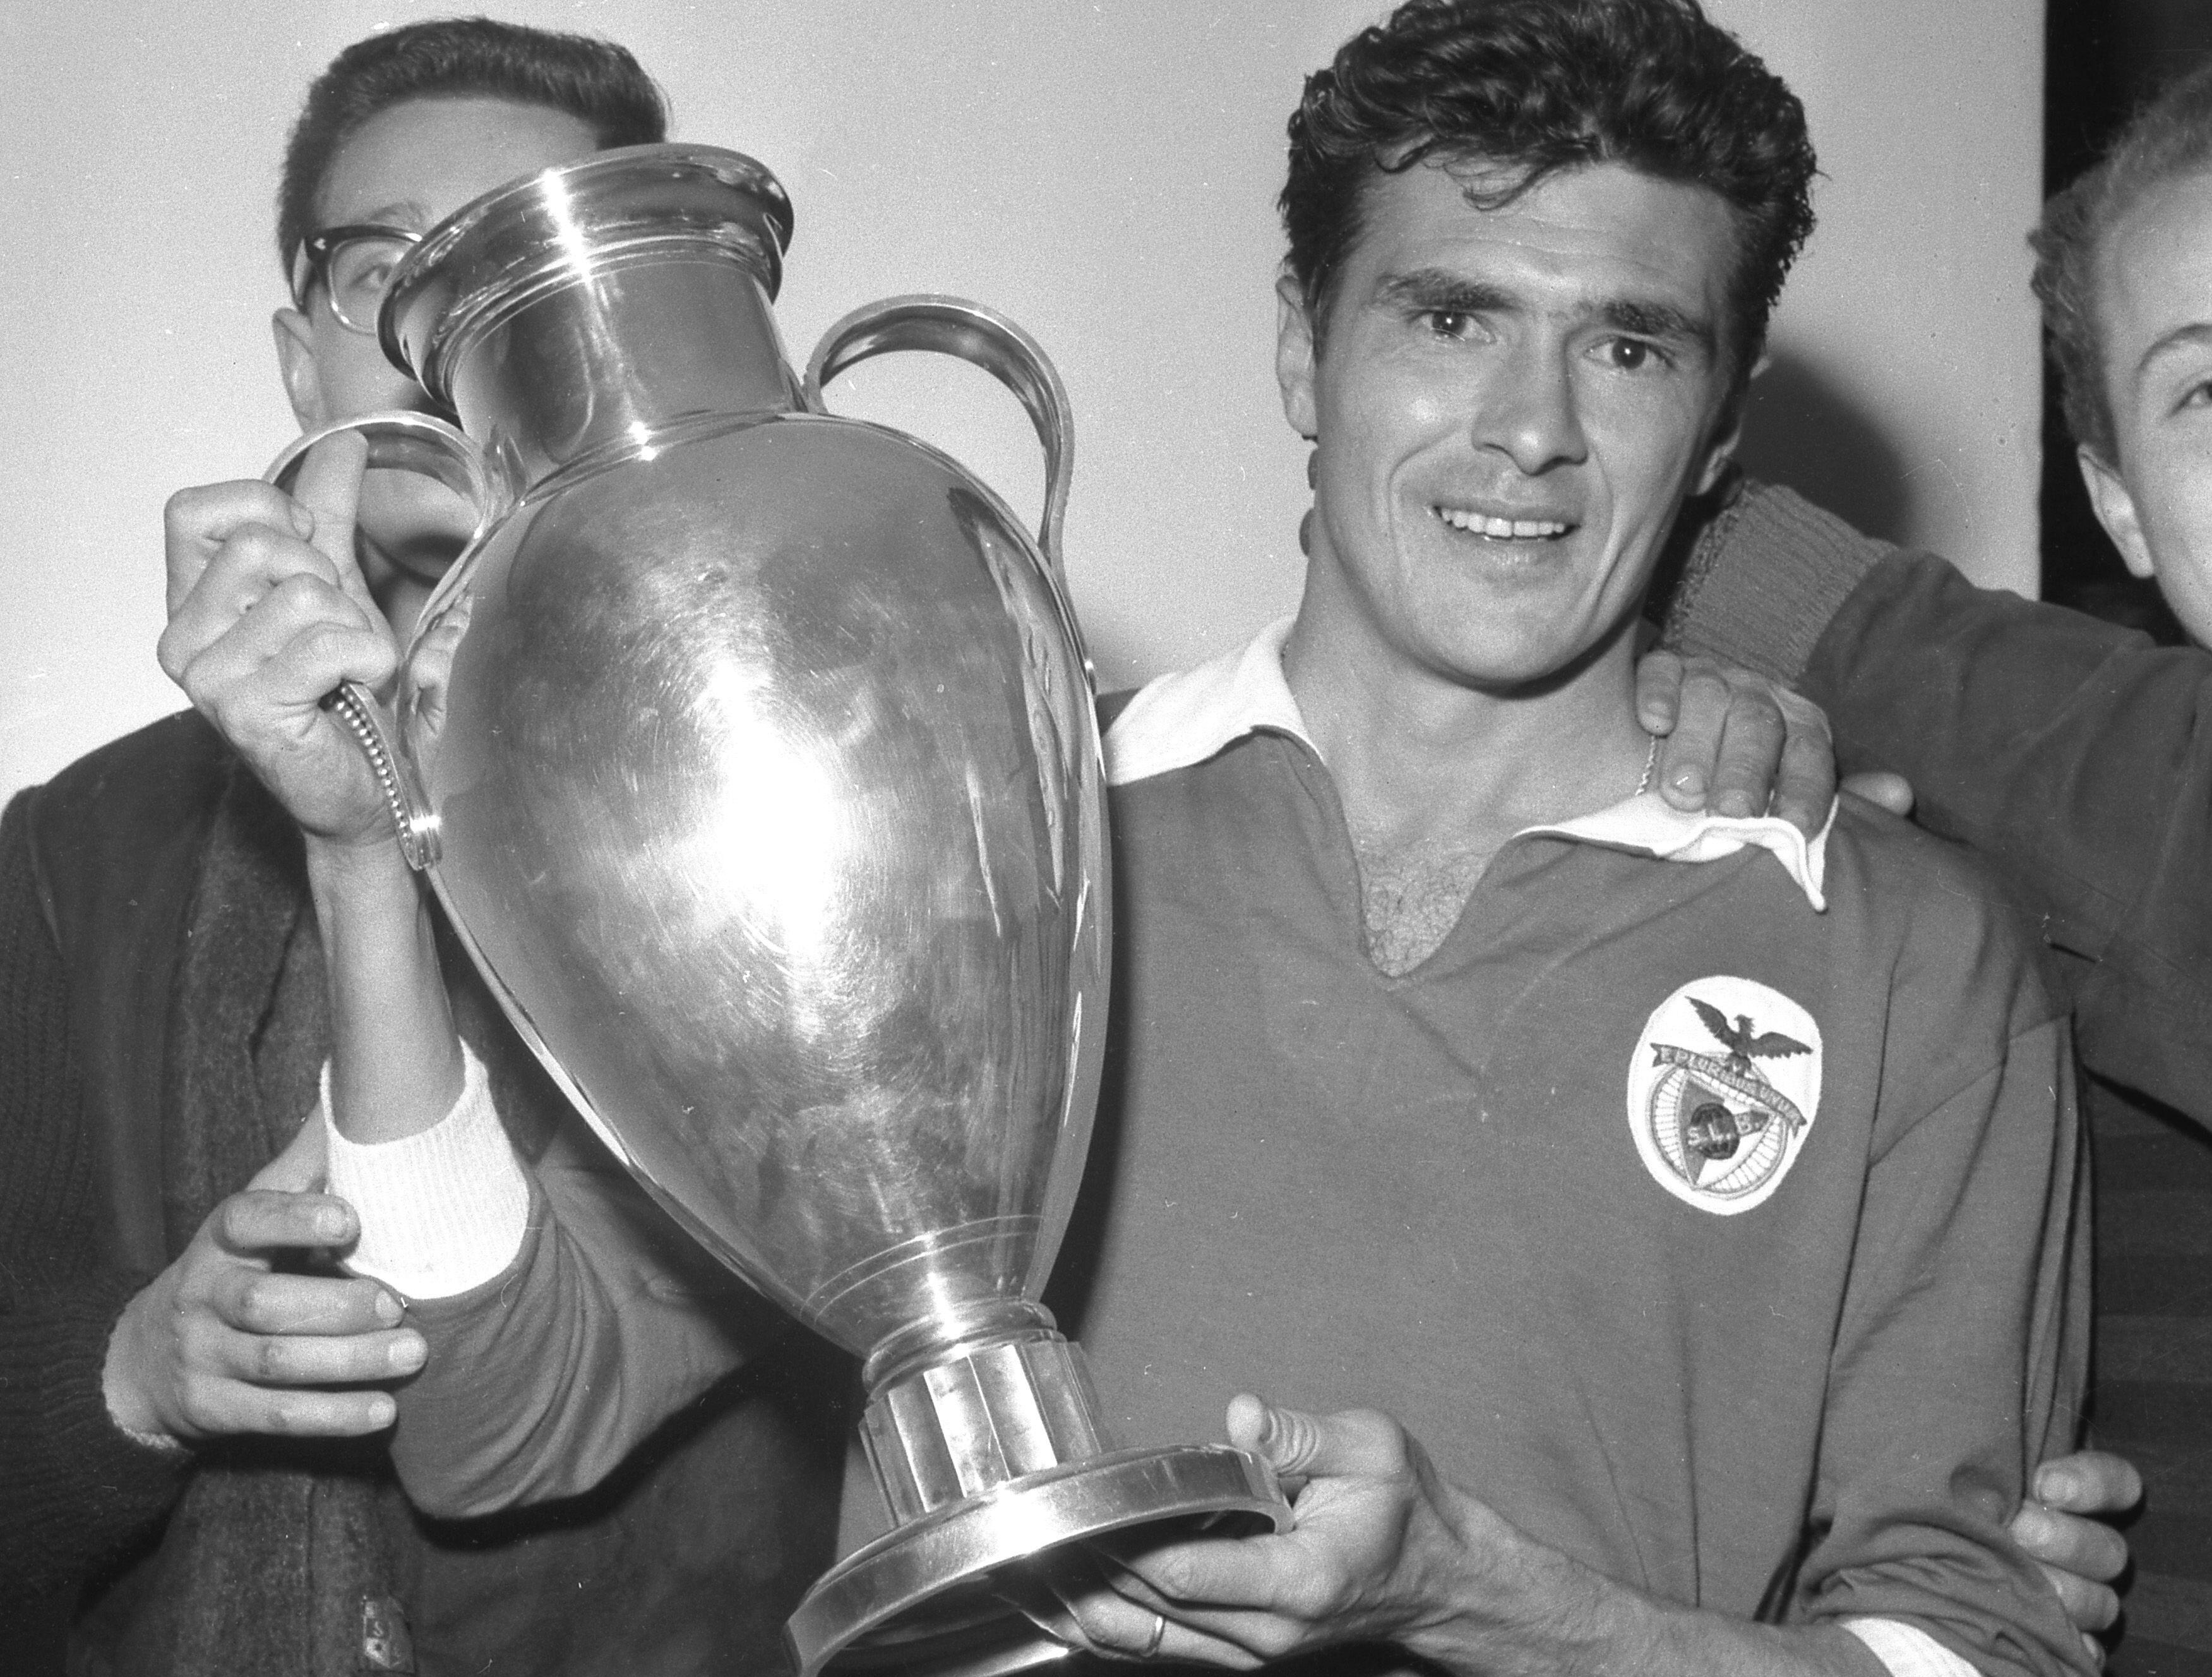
[291,430,374,619]
[249,1110,330,1194]
[1227,1393,1331,1476]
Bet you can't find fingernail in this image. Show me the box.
[315,1207,348,1243]
[289,503,315,537]
[368,1394,397,1429]
[1671,769,1704,797]
[1715,791,1752,819]
[2040,1467,2077,1503]
[389,1333,426,1373]
[373,1290,402,1326]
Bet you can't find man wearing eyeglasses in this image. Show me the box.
[0,19,845,1677]
[275,171,530,644]
[274,224,457,638]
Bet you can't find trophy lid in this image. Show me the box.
[379,143,795,406]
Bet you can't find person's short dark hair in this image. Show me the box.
[278,16,668,296]
[2031,61,2212,464]
[1281,0,1816,378]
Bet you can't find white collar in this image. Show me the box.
[1103,617,1830,911]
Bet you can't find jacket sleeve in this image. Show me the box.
[386,1118,791,1517]
[0,792,189,1606]
[1799,553,2212,1130]
[1665,479,2212,1131]
[1659,474,1894,688]
[1794,882,2090,1676]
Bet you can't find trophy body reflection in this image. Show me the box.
[272,144,1287,1674]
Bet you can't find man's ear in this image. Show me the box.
[1693,349,1767,496]
[1693,402,1744,496]
[272,307,327,431]
[1275,270,1320,441]
[2078,444,2156,580]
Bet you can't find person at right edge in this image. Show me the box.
[1648,58,2212,1677]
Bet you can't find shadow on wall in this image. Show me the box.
[1733,352,1911,548]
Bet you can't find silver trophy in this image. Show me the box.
[270,145,1286,1675]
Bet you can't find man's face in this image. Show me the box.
[2081,167,2212,647]
[273,95,600,626]
[1279,159,1743,692]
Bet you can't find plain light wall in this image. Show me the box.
[0,1,2042,803]
[1713,0,2047,581]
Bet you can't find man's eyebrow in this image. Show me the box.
[1372,269,1519,315]
[1601,298,1716,356]
[345,198,434,231]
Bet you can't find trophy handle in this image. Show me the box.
[804,295,1075,585]
[263,411,501,872]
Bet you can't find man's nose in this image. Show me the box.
[1472,342,1587,474]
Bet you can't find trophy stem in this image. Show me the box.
[862,1329,1111,1526]
[791,1326,1288,1676]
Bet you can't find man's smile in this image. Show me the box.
[1430,502,1575,541]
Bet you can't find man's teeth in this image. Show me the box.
[1434,507,1569,538]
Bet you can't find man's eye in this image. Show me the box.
[1424,310,1473,339]
[2179,381,2212,411]
[1603,338,1663,373]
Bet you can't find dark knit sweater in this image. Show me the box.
[0,712,851,1676]
[0,715,221,1654]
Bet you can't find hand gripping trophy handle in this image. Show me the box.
[272,299,1073,878]
[263,410,503,872]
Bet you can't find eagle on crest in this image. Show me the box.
[1690,997,1812,1076]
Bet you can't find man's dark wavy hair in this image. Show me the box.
[2031,61,2212,464]
[278,16,667,301]
[1282,0,1816,376]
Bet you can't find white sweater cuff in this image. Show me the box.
[1842,1618,1980,1677]
[321,1043,531,1299]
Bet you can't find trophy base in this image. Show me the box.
[787,1441,1287,1676]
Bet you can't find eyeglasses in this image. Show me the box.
[294,224,423,334]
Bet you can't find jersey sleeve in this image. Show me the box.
[383,1095,788,1518]
[1792,874,2091,1675]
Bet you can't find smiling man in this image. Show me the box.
[1034,3,2091,1673]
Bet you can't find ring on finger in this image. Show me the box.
[1140,1610,1166,1659]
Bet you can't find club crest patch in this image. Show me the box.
[1624,977,1822,1215]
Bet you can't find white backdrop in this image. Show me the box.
[0,1,2042,800]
